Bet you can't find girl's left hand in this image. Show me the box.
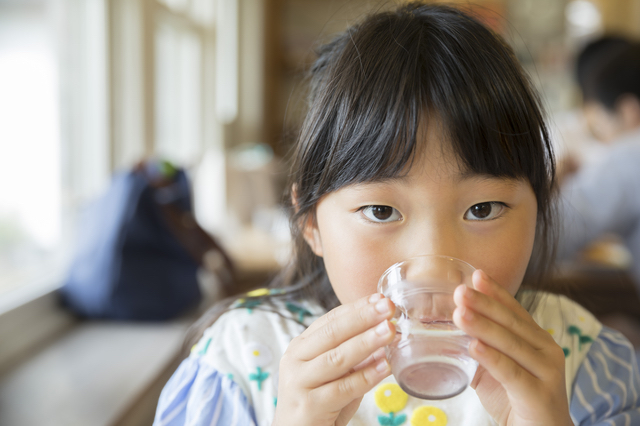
[452,270,573,426]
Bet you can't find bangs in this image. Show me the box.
[295,4,553,209]
[286,2,557,312]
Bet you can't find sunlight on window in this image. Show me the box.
[0,4,60,294]
[155,21,202,165]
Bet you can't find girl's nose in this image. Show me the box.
[405,221,462,260]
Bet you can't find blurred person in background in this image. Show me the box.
[575,36,632,102]
[558,40,640,291]
[555,35,632,182]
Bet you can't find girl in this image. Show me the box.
[154,3,640,425]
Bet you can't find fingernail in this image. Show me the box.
[375,299,390,314]
[457,284,468,298]
[372,347,385,361]
[375,358,390,373]
[461,306,474,321]
[473,339,485,353]
[375,320,390,336]
[369,293,383,303]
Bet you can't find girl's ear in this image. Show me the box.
[302,218,323,257]
[291,184,324,257]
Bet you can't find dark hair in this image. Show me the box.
[575,35,632,95]
[583,42,640,110]
[186,2,557,349]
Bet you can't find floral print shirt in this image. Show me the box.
[154,292,640,426]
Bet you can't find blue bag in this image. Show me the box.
[60,162,223,320]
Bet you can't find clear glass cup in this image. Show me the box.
[378,255,478,400]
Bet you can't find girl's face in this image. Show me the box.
[303,123,539,304]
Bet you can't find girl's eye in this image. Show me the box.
[361,205,402,223]
[464,202,506,221]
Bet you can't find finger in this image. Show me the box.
[468,338,539,397]
[352,347,387,373]
[472,270,535,324]
[470,365,491,390]
[294,297,395,361]
[471,339,572,425]
[303,320,395,386]
[453,281,554,351]
[311,356,391,413]
[336,397,363,426]
[304,293,384,335]
[453,305,550,378]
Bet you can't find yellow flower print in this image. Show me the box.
[244,342,273,368]
[247,288,270,297]
[411,406,447,426]
[375,383,409,413]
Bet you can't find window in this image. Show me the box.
[0,0,232,309]
[0,1,65,300]
[155,0,210,165]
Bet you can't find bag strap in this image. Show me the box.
[135,161,236,292]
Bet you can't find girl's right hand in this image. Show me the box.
[272,293,396,426]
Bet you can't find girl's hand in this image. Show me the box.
[273,293,396,426]
[453,270,573,426]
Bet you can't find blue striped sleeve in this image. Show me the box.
[570,327,640,425]
[154,355,257,426]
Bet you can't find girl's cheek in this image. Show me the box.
[316,207,401,303]
[322,234,394,303]
[324,247,389,303]
[479,229,536,295]
[480,257,529,296]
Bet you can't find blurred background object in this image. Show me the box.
[60,159,233,321]
[2,0,640,424]
[553,37,640,359]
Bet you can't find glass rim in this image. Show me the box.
[377,254,476,294]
